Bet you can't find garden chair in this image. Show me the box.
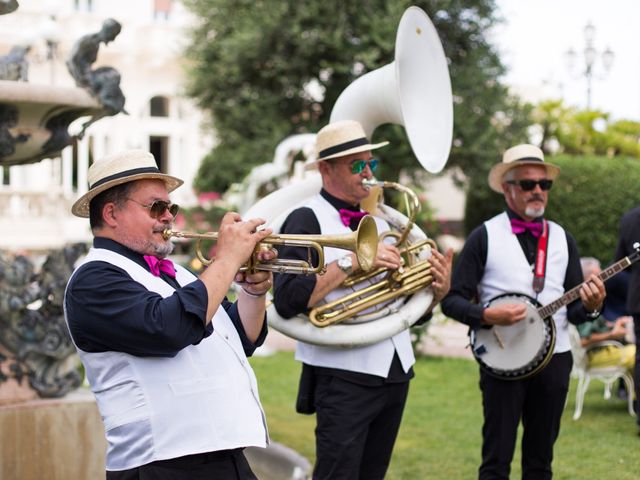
[568,325,635,420]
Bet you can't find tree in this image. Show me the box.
[531,99,640,158]
[184,0,530,195]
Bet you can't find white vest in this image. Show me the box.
[294,195,415,377]
[63,248,268,471]
[479,212,571,353]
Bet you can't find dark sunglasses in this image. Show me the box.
[350,158,379,174]
[127,198,179,218]
[506,179,553,191]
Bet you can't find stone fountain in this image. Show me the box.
[0,5,126,478]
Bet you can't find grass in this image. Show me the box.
[250,352,639,479]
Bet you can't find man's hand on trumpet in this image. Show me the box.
[199,212,274,341]
[235,247,278,298]
[215,212,273,272]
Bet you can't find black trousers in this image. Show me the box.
[478,351,573,480]
[312,373,410,480]
[105,449,257,480]
[634,313,640,425]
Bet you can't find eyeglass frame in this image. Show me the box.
[330,157,380,174]
[126,198,180,218]
[505,179,553,192]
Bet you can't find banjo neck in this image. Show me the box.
[537,246,640,319]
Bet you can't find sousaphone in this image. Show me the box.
[243,6,453,347]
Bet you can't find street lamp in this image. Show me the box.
[564,21,614,110]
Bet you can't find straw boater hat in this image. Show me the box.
[488,144,561,193]
[71,149,183,218]
[308,120,389,167]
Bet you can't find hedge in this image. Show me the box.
[463,155,640,265]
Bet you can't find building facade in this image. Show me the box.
[0,0,213,251]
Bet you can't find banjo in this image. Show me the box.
[471,243,640,380]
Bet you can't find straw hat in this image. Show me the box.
[488,144,560,193]
[308,120,389,167]
[71,149,183,217]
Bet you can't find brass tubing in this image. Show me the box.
[162,215,379,275]
[309,268,434,327]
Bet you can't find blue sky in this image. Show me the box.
[492,0,640,121]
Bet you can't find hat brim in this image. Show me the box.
[488,160,560,193]
[71,173,184,217]
[306,141,389,169]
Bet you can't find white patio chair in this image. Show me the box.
[568,325,635,420]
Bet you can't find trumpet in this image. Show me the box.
[162,215,379,275]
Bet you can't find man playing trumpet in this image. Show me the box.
[64,150,273,479]
[273,120,452,480]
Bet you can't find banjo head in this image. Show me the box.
[472,294,555,379]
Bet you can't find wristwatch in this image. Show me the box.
[337,255,354,275]
[586,308,601,319]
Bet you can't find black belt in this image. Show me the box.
[151,448,245,467]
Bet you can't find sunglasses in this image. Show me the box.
[506,179,553,191]
[127,198,180,218]
[350,158,379,174]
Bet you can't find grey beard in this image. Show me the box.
[525,205,545,218]
[153,241,174,257]
[120,234,174,258]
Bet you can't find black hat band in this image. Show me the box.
[319,137,369,159]
[90,166,162,189]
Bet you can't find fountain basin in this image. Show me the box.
[0,80,102,165]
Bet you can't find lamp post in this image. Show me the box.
[564,22,614,110]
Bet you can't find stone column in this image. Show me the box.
[77,136,89,195]
[61,146,73,196]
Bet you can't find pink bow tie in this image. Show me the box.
[339,208,367,227]
[144,255,176,278]
[510,218,543,238]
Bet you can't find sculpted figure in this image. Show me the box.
[66,18,121,89]
[0,45,30,81]
[0,245,87,398]
[66,18,127,137]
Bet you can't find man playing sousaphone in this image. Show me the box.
[273,120,452,480]
[441,144,606,479]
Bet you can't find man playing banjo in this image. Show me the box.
[441,144,606,480]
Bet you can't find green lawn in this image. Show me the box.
[250,352,639,479]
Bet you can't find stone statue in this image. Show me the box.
[0,0,18,15]
[66,18,127,137]
[0,104,29,159]
[0,45,30,81]
[0,244,87,400]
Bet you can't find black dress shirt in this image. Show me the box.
[65,237,266,358]
[273,189,412,385]
[441,209,593,330]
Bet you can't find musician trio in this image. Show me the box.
[58,10,630,478]
[63,110,624,480]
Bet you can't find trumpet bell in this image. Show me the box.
[354,215,378,271]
